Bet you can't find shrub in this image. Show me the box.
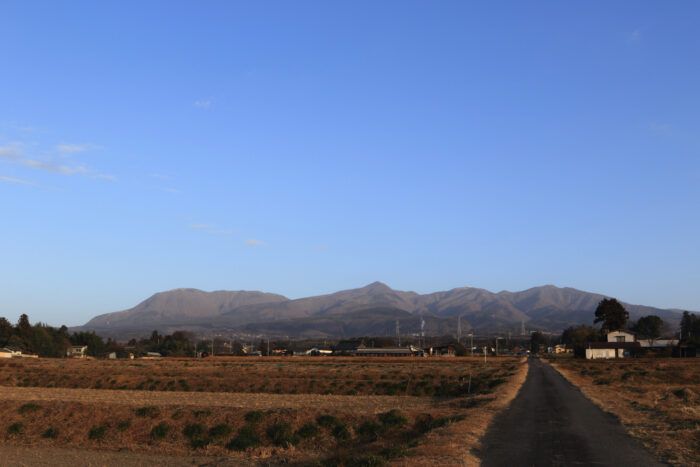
[19,403,41,414]
[347,456,386,467]
[415,414,466,433]
[244,410,265,424]
[171,409,185,420]
[226,425,262,451]
[593,378,611,385]
[380,445,408,459]
[316,414,340,428]
[331,423,351,440]
[151,422,170,441]
[356,421,383,441]
[378,409,407,427]
[42,427,59,439]
[183,423,206,439]
[190,437,212,449]
[209,423,234,439]
[117,419,132,432]
[135,406,160,417]
[88,425,108,440]
[193,409,211,418]
[295,423,320,439]
[267,423,299,448]
[7,422,24,435]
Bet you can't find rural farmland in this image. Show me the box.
[0,356,527,465]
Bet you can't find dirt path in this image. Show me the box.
[478,358,666,467]
[0,385,434,412]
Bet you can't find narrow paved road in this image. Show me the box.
[479,357,665,467]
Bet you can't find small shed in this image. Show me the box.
[67,345,88,358]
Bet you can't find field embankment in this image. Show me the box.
[548,357,699,466]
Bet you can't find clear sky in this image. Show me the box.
[1,1,698,326]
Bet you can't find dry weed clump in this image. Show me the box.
[549,358,699,466]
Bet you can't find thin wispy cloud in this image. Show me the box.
[56,143,95,154]
[0,175,33,185]
[1,143,112,180]
[0,146,21,159]
[23,158,88,175]
[245,239,266,247]
[159,187,181,194]
[194,100,212,109]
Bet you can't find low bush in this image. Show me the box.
[226,425,262,451]
[88,425,108,440]
[347,455,386,467]
[209,423,234,439]
[190,437,212,449]
[244,410,265,424]
[193,409,211,418]
[135,406,160,417]
[380,445,408,459]
[295,422,320,439]
[378,409,407,427]
[183,422,206,439]
[356,421,383,441]
[331,423,351,441]
[7,422,24,435]
[415,414,466,434]
[267,423,299,448]
[316,414,340,428]
[19,403,41,414]
[151,422,171,440]
[117,419,132,432]
[42,427,59,439]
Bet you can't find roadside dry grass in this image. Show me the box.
[0,356,527,466]
[548,357,699,466]
[392,357,529,466]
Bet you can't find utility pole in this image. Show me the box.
[469,333,474,357]
[267,337,270,357]
[396,320,401,347]
[457,316,461,345]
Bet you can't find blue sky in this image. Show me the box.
[1,1,698,326]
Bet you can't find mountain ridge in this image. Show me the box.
[75,283,692,339]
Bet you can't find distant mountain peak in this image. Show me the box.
[363,281,391,290]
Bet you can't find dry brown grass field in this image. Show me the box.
[549,357,700,466]
[0,356,527,466]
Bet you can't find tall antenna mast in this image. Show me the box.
[396,320,401,347]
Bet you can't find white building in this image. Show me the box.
[586,330,640,359]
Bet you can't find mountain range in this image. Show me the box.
[75,282,691,340]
